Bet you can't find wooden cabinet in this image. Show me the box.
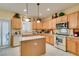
[56,15,67,23]
[56,17,62,23]
[11,17,22,29]
[32,21,37,30]
[41,34,50,43]
[68,12,79,29]
[42,34,54,45]
[61,15,68,23]
[52,18,56,29]
[42,22,45,29]
[77,39,79,55]
[48,20,52,29]
[49,35,54,45]
[32,21,43,30]
[48,19,56,29]
[42,21,49,29]
[67,38,77,54]
[43,19,56,29]
[21,38,46,56]
[67,37,78,55]
[66,38,71,51]
[36,22,43,29]
[44,34,50,43]
[74,38,79,55]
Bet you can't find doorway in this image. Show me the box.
[0,20,11,48]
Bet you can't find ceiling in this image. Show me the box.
[0,3,78,18]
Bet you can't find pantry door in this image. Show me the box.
[0,20,10,48]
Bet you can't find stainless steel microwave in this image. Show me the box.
[56,22,69,29]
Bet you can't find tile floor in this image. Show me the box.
[0,44,75,56]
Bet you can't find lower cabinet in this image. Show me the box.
[67,38,77,54]
[21,38,46,56]
[42,34,54,45]
[76,39,79,55]
[49,35,54,45]
[46,36,50,43]
[42,34,50,43]
[67,37,79,55]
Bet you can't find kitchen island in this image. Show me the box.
[21,36,46,56]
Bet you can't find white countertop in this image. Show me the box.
[21,36,45,41]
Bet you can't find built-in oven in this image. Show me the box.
[54,22,68,51]
[54,34,66,51]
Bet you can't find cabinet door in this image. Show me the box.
[32,22,34,30]
[32,21,37,30]
[52,18,56,29]
[68,12,78,28]
[67,38,72,51]
[49,35,54,45]
[76,39,79,55]
[56,16,67,23]
[43,34,50,43]
[46,21,49,29]
[70,39,77,54]
[56,17,62,23]
[48,19,56,29]
[43,22,48,29]
[37,22,43,29]
[67,38,77,54]
[48,20,52,29]
[42,22,46,29]
[61,16,67,23]
[11,18,21,29]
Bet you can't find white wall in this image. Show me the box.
[22,21,32,32]
[0,8,15,20]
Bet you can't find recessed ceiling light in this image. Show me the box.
[46,8,50,11]
[24,9,27,12]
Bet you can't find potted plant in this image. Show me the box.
[13,13,20,19]
[59,12,65,16]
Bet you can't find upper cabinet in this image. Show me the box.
[61,15,68,23]
[43,21,49,29]
[48,20,52,29]
[11,17,22,29]
[32,21,37,30]
[48,19,56,29]
[56,17,62,23]
[68,12,79,29]
[52,18,56,29]
[42,18,56,30]
[56,15,67,23]
[36,22,43,29]
[32,21,43,30]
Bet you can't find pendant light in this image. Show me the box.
[37,3,41,23]
[24,3,30,22]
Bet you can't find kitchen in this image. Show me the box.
[0,3,79,56]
